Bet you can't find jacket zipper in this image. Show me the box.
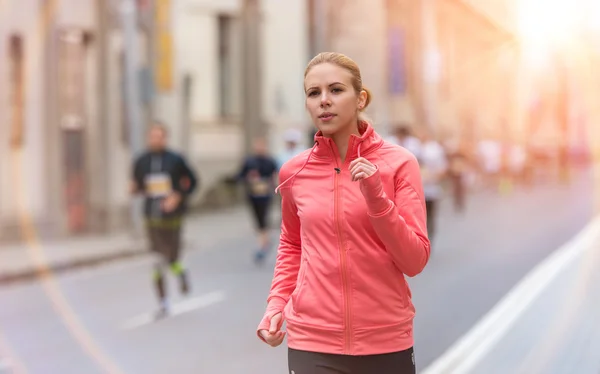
[334,164,352,354]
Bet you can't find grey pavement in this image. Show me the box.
[0,205,280,285]
[0,166,595,374]
[469,218,600,374]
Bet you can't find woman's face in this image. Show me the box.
[304,63,366,137]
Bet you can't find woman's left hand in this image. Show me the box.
[349,157,377,181]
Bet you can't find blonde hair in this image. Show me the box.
[304,52,372,112]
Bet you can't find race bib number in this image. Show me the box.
[145,173,172,198]
[250,178,270,196]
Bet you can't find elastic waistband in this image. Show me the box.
[285,319,414,356]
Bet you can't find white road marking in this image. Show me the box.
[422,216,600,374]
[121,291,226,330]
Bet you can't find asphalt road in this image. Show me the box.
[0,167,594,374]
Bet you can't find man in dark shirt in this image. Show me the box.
[131,122,198,316]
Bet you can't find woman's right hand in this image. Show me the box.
[258,312,286,347]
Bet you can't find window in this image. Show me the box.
[217,14,240,119]
[9,35,25,148]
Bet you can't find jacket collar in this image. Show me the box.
[312,121,383,161]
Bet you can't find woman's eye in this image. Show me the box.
[332,88,342,93]
[308,91,319,97]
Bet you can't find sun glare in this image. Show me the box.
[518,0,580,46]
[517,0,588,66]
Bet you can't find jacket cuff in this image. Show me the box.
[360,169,391,215]
[256,297,287,342]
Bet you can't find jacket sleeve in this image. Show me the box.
[131,156,145,193]
[256,171,301,341]
[359,157,430,277]
[175,156,198,195]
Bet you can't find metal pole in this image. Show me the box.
[121,0,144,233]
[241,0,264,155]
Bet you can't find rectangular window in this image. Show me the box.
[9,35,25,148]
[57,28,89,232]
[218,14,231,118]
[217,14,240,119]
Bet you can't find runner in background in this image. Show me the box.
[236,138,279,265]
[419,130,448,244]
[446,138,470,213]
[131,122,198,317]
[277,129,304,169]
[387,124,423,159]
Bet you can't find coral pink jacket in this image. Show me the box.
[257,122,430,355]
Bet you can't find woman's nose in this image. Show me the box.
[320,93,331,107]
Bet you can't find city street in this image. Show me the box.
[0,167,594,374]
[3,0,600,373]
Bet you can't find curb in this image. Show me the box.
[0,211,278,287]
[0,204,283,287]
[0,247,148,287]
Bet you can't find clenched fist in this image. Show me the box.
[258,312,286,347]
[349,157,377,181]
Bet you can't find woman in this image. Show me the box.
[256,52,430,373]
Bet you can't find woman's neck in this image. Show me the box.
[330,121,360,163]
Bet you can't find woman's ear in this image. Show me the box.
[357,90,367,110]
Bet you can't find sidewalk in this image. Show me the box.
[0,205,280,285]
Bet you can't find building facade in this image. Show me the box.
[0,0,108,240]
[317,0,520,142]
[0,0,309,240]
[172,0,309,208]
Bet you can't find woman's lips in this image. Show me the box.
[319,113,336,122]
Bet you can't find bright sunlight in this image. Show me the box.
[516,0,588,64]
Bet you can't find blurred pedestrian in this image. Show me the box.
[418,130,448,242]
[446,140,470,213]
[387,124,422,159]
[307,126,319,146]
[277,128,304,168]
[477,137,502,190]
[130,122,198,317]
[256,52,430,374]
[236,138,278,264]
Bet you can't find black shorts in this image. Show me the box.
[147,225,182,263]
[288,347,415,374]
[425,199,438,239]
[249,197,272,230]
